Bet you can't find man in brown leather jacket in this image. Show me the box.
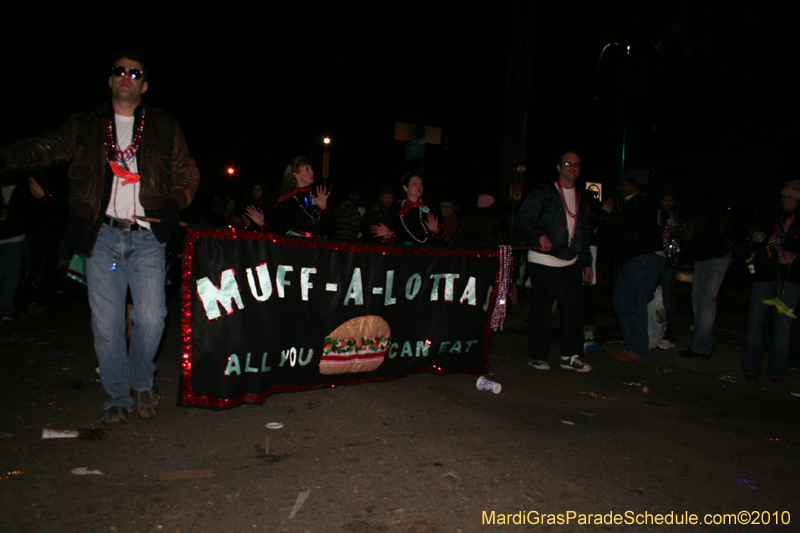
[0,52,199,425]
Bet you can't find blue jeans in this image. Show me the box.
[0,239,25,316]
[741,281,800,378]
[658,265,678,343]
[87,224,167,411]
[688,254,731,355]
[613,253,665,358]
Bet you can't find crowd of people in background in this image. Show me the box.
[2,50,797,429]
[195,159,508,249]
[4,146,800,393]
[515,150,799,390]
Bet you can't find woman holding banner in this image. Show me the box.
[371,173,447,245]
[269,156,334,238]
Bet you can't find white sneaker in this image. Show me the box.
[528,359,551,370]
[560,355,592,372]
[657,340,676,350]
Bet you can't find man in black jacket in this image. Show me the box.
[677,182,731,360]
[598,170,664,362]
[516,151,593,373]
[0,53,199,425]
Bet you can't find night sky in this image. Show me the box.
[2,3,794,212]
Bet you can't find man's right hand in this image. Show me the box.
[539,235,552,251]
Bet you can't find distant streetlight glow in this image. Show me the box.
[227,167,235,175]
[323,137,331,145]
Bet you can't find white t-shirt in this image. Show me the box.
[529,184,578,267]
[105,114,149,228]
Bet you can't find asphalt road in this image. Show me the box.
[1,281,798,532]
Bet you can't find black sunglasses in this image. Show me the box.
[110,66,144,80]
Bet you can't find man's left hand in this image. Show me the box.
[583,267,593,284]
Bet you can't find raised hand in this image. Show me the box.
[244,205,265,227]
[424,213,440,234]
[312,185,330,211]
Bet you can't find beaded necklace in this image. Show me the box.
[557,181,579,218]
[556,182,579,244]
[294,192,321,223]
[399,199,430,243]
[104,109,145,169]
[104,111,145,221]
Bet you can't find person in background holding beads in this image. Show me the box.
[370,173,447,245]
[269,156,334,238]
[597,169,664,363]
[516,151,593,373]
[741,181,800,384]
[0,52,199,425]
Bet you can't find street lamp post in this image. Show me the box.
[594,42,630,196]
[322,137,331,184]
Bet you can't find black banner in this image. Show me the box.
[179,230,502,409]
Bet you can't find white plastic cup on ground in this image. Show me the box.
[476,376,502,394]
[41,428,79,439]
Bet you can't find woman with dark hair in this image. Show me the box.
[741,181,800,384]
[268,156,334,238]
[223,197,244,228]
[243,183,268,229]
[371,173,447,245]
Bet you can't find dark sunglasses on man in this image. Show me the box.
[110,66,144,80]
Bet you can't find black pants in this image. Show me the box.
[527,261,584,361]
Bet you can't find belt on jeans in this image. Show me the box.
[103,216,142,231]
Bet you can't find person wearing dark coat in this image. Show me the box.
[362,185,397,243]
[370,173,447,246]
[597,169,664,362]
[516,151,593,373]
[0,53,200,425]
[741,181,800,383]
[269,156,334,238]
[676,179,732,360]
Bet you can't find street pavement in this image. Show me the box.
[1,280,798,532]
